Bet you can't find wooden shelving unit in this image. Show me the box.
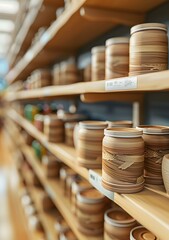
[7,110,169,240]
[6,0,166,84]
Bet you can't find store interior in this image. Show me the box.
[0,0,169,240]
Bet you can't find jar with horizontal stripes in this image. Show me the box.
[104,208,137,240]
[130,226,159,240]
[106,37,129,79]
[102,128,144,193]
[91,46,105,81]
[77,121,108,169]
[129,23,168,76]
[76,188,106,238]
[137,125,169,185]
[42,153,60,178]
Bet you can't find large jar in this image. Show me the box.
[104,208,137,240]
[102,128,144,193]
[76,188,106,238]
[137,125,169,185]
[91,46,105,81]
[130,226,159,240]
[106,37,129,79]
[129,23,168,76]
[77,121,108,169]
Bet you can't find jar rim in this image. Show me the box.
[104,127,143,138]
[136,125,169,135]
[91,46,105,54]
[106,37,129,46]
[79,121,108,129]
[130,226,156,240]
[130,23,167,35]
[77,189,104,204]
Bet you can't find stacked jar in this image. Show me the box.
[76,121,108,168]
[105,37,129,79]
[137,125,169,185]
[104,208,137,240]
[130,226,159,240]
[31,69,52,88]
[44,115,64,143]
[76,188,106,239]
[129,23,168,76]
[102,128,145,193]
[42,152,60,178]
[59,60,79,85]
[91,46,105,81]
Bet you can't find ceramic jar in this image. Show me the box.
[137,125,169,185]
[34,114,44,132]
[76,188,106,238]
[130,226,158,240]
[59,167,77,195]
[65,122,77,147]
[77,121,108,169]
[107,120,133,128]
[91,46,105,81]
[162,154,169,193]
[106,37,129,79]
[104,208,137,240]
[42,153,60,178]
[59,229,77,240]
[31,69,52,88]
[59,61,79,85]
[44,115,64,143]
[129,23,168,76]
[102,128,144,193]
[71,178,92,214]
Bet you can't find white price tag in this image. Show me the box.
[89,170,114,200]
[105,76,137,91]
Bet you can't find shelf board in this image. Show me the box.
[7,110,169,240]
[7,0,63,68]
[6,0,167,84]
[4,70,169,102]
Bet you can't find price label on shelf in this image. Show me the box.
[89,170,114,200]
[105,76,137,91]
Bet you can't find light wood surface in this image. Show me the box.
[6,0,166,83]
[6,111,169,240]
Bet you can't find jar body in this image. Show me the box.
[129,24,168,76]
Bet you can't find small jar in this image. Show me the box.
[102,128,144,193]
[91,46,105,81]
[65,122,77,147]
[31,69,52,88]
[130,226,159,240]
[104,208,137,240]
[76,188,106,238]
[77,121,108,169]
[34,114,44,132]
[83,64,91,82]
[53,64,60,85]
[107,120,133,128]
[60,61,79,85]
[129,23,168,76]
[59,229,77,240]
[137,125,169,185]
[42,154,60,178]
[106,37,129,79]
[59,167,77,195]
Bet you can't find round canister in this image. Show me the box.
[102,128,144,193]
[59,61,79,85]
[137,125,169,185]
[107,120,133,128]
[129,23,168,76]
[76,188,106,237]
[34,114,44,132]
[106,37,129,79]
[104,208,137,240]
[91,46,105,81]
[77,121,108,169]
[130,226,159,240]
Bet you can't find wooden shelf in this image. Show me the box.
[7,110,169,240]
[6,0,166,84]
[4,70,169,102]
[7,0,63,68]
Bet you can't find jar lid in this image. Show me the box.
[130,226,157,240]
[79,121,108,129]
[131,23,167,35]
[105,209,136,227]
[91,46,105,54]
[107,120,132,127]
[106,37,129,46]
[136,125,169,135]
[104,128,143,138]
[77,188,104,204]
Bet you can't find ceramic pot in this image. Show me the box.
[130,226,159,240]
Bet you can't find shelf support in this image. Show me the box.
[80,6,145,26]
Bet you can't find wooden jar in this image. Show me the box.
[59,229,77,240]
[162,154,169,193]
[107,120,133,128]
[83,64,91,82]
[44,115,64,143]
[102,128,144,193]
[59,167,77,195]
[77,121,108,169]
[130,226,158,240]
[42,153,60,178]
[53,64,60,85]
[34,114,44,132]
[65,122,77,147]
[91,46,105,81]
[137,125,169,185]
[31,69,52,88]
[104,208,137,240]
[71,178,92,214]
[76,188,106,238]
[59,61,79,85]
[106,37,129,79]
[129,23,168,76]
